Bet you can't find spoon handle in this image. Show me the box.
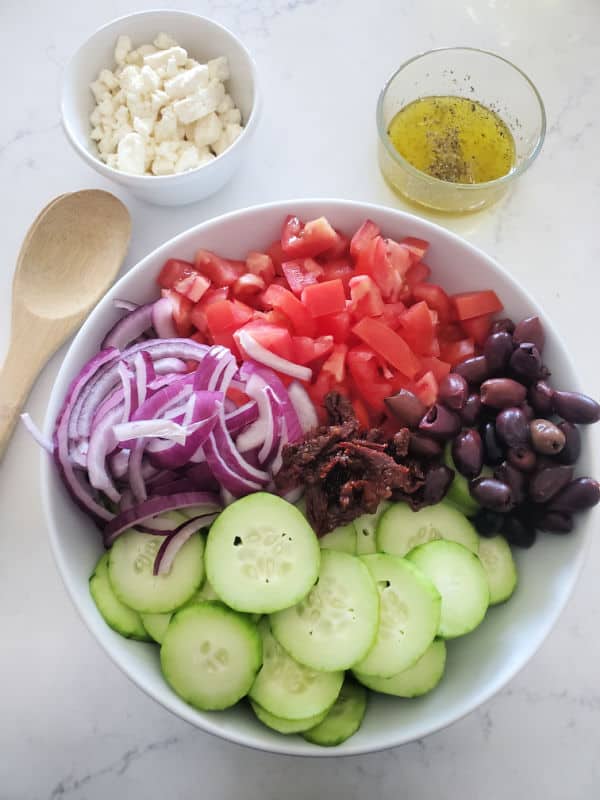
[0,344,41,461]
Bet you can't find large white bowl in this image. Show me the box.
[42,199,596,756]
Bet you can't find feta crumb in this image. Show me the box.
[143,46,188,70]
[193,112,223,147]
[175,142,201,172]
[213,123,243,155]
[90,80,110,103]
[217,94,234,114]
[140,65,160,92]
[173,81,225,124]
[164,64,210,98]
[198,148,216,166]
[133,116,154,137]
[117,132,146,174]
[154,32,178,50]
[125,49,143,66]
[220,108,242,125]
[99,69,118,90]
[208,56,230,82]
[114,35,132,65]
[137,44,157,57]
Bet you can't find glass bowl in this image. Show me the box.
[376,47,546,213]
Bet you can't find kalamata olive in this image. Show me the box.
[537,511,574,534]
[480,378,527,409]
[513,316,545,353]
[481,421,505,465]
[418,404,461,439]
[502,514,537,548]
[551,390,600,424]
[460,393,482,426]
[528,380,554,416]
[521,403,535,421]
[556,421,581,465]
[439,373,468,411]
[454,356,490,385]
[495,407,530,448]
[530,418,566,455]
[483,331,514,374]
[470,477,513,512]
[507,446,537,472]
[452,429,483,479]
[494,461,526,504]
[490,318,515,335]
[529,465,574,504]
[509,343,542,385]
[385,389,426,429]
[548,477,600,513]
[408,433,443,459]
[423,465,454,505]
[472,509,505,537]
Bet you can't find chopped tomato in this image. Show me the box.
[281,258,323,295]
[307,371,336,414]
[205,300,253,338]
[322,230,350,259]
[189,286,229,333]
[439,337,476,366]
[346,345,393,412]
[379,302,407,330]
[172,272,211,303]
[418,356,451,383]
[235,320,294,361]
[301,279,346,318]
[260,284,316,337]
[161,289,194,337]
[384,239,412,277]
[349,275,384,319]
[291,335,334,365]
[460,313,493,345]
[404,261,432,290]
[353,316,421,379]
[355,236,403,301]
[253,308,293,331]
[190,330,207,345]
[281,215,342,259]
[350,219,380,260]
[415,371,438,406]
[267,241,286,275]
[157,258,197,290]
[399,236,429,264]
[319,258,354,289]
[351,395,371,429]
[211,330,240,356]
[246,252,275,284]
[412,283,453,324]
[226,386,251,406]
[398,301,435,356]
[452,290,503,320]
[195,250,244,287]
[316,310,352,343]
[321,344,347,383]
[232,273,266,302]
[438,322,464,342]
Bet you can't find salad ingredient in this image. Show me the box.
[495,407,530,448]
[509,343,543,384]
[376,501,479,557]
[470,477,513,512]
[477,535,517,605]
[547,477,600,514]
[483,331,513,374]
[454,355,490,385]
[353,502,391,556]
[270,550,380,672]
[302,680,367,747]
[319,522,357,554]
[384,389,426,428]
[90,34,243,175]
[480,378,527,409]
[451,429,483,479]
[513,316,545,351]
[529,418,566,455]
[205,493,320,614]
[407,540,490,638]
[556,421,581,465]
[160,603,262,710]
[418,404,461,439]
[551,391,600,424]
[249,701,328,735]
[438,373,468,411]
[89,553,150,640]
[355,639,446,698]
[507,446,537,472]
[528,465,574,504]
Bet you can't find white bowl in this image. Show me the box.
[61,10,260,206]
[42,199,597,756]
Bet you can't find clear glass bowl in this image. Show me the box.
[377,47,546,213]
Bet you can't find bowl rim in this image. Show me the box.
[376,46,547,191]
[41,197,592,757]
[60,9,261,183]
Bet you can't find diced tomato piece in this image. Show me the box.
[404,261,432,290]
[398,301,435,356]
[204,300,253,338]
[352,317,421,379]
[347,345,393,413]
[350,219,380,260]
[379,302,407,330]
[355,236,403,301]
[226,386,251,407]
[194,250,244,287]
[189,286,230,333]
[232,273,266,303]
[351,395,371,430]
[349,275,385,319]
[191,330,207,345]
[321,344,348,383]
[281,215,342,259]
[301,279,346,318]
[157,258,197,290]
[267,241,286,275]
[316,310,352,343]
[460,313,494,345]
[322,230,350,259]
[412,283,453,324]
[253,308,293,331]
[439,337,476,366]
[415,371,439,406]
[291,335,334,365]
[452,290,503,321]
[161,289,194,337]
[319,258,354,289]
[384,239,412,278]
[235,320,294,361]
[246,251,275,284]
[260,284,316,337]
[307,371,336,414]
[281,258,323,295]
[418,356,451,383]
[399,236,429,264]
[388,371,419,395]
[173,272,211,303]
[438,322,464,342]
[211,329,240,356]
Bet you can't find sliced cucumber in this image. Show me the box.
[249,619,343,719]
[205,493,320,614]
[270,550,379,672]
[354,501,391,555]
[303,680,367,747]
[478,535,518,605]
[108,529,204,613]
[377,501,479,558]
[250,700,328,734]
[407,540,489,638]
[444,444,493,517]
[89,553,150,640]
[196,579,220,602]
[160,602,262,711]
[355,639,447,697]
[353,554,441,677]
[319,522,357,554]
[141,588,206,644]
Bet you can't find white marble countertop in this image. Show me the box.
[2,0,600,797]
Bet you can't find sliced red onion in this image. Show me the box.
[288,380,318,433]
[154,357,188,374]
[225,401,258,434]
[185,461,220,492]
[215,358,238,393]
[203,432,263,497]
[128,441,147,503]
[152,478,198,495]
[238,330,312,382]
[108,448,130,480]
[151,296,177,339]
[145,470,179,488]
[132,350,155,406]
[117,362,135,424]
[211,403,268,484]
[21,413,52,453]
[154,514,218,575]
[193,346,230,391]
[240,361,303,444]
[221,487,237,506]
[101,303,155,351]
[70,440,89,468]
[113,418,204,446]
[270,420,288,476]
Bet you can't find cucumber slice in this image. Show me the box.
[320,522,357,554]
[407,540,489,638]
[444,444,493,517]
[196,579,220,602]
[270,550,379,672]
[354,639,447,697]
[160,602,262,711]
[108,529,204,613]
[141,589,206,644]
[478,535,518,605]
[205,493,320,614]
[377,501,479,558]
[250,700,328,734]
[303,680,367,747]
[353,554,441,677]
[89,553,150,640]
[354,501,391,555]
[249,620,343,719]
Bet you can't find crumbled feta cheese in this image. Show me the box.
[99,69,119,90]
[133,116,154,138]
[140,65,161,92]
[193,112,223,147]
[217,94,234,114]
[175,142,202,172]
[137,44,157,57]
[198,148,216,166]
[117,132,146,174]
[90,80,110,103]
[114,35,132,65]
[173,81,225,124]
[154,32,178,50]
[154,107,179,142]
[213,123,243,155]
[220,108,242,125]
[164,64,210,98]
[208,56,230,82]
[143,46,188,70]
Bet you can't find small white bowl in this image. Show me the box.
[61,10,260,206]
[41,199,598,756]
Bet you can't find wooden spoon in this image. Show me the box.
[0,190,131,460]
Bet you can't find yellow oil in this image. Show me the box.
[387,96,516,184]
